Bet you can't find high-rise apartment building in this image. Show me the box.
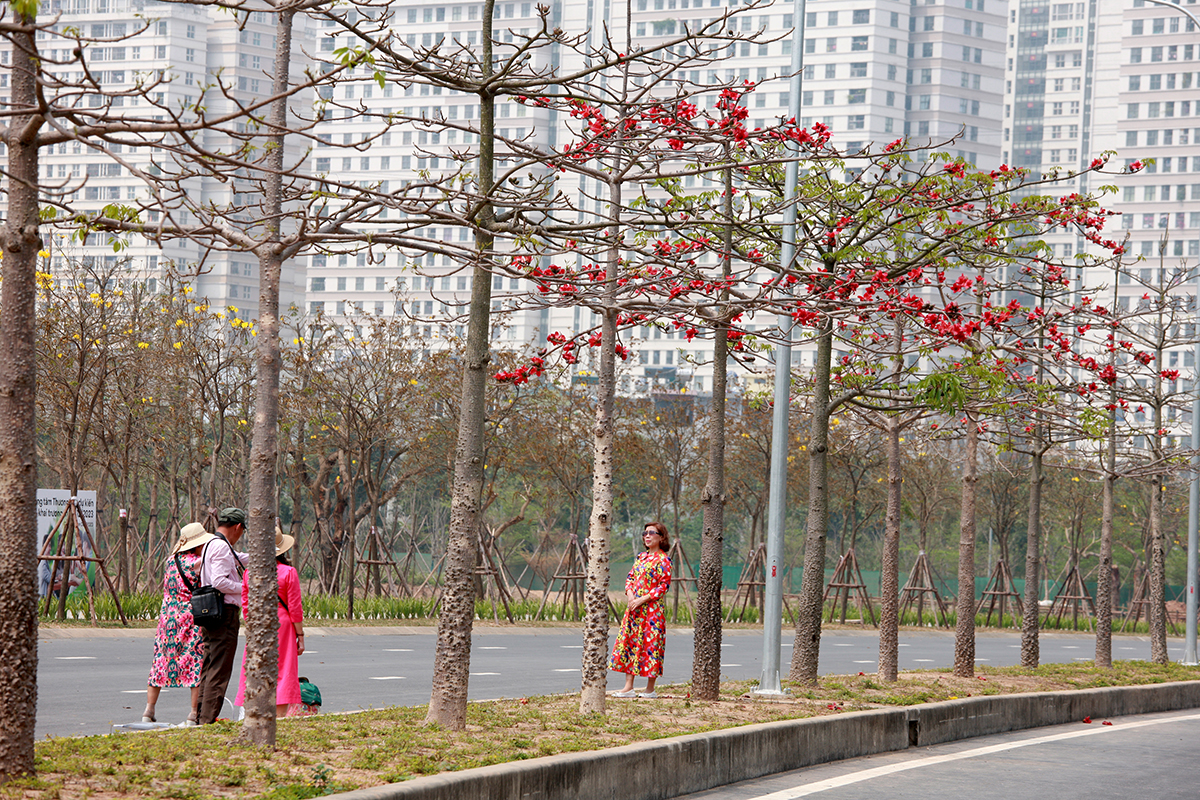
[303,0,1012,394]
[0,0,315,317]
[4,0,1019,394]
[1002,0,1200,297]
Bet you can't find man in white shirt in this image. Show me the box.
[196,507,247,724]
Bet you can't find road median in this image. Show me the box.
[328,680,1200,800]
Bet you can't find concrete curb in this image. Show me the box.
[327,680,1200,800]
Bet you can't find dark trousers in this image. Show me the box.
[197,605,241,724]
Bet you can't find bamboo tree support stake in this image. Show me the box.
[899,550,952,628]
[668,539,698,623]
[977,559,1024,629]
[726,544,767,623]
[75,501,128,626]
[822,549,876,626]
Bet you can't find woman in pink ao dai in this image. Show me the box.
[235,527,305,717]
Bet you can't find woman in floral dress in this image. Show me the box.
[609,522,672,698]
[144,522,211,724]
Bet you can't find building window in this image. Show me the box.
[848,89,865,103]
[853,9,869,23]
[850,62,867,77]
[851,36,868,50]
[848,114,865,129]
[311,278,325,292]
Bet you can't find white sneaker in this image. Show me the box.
[637,691,658,699]
[611,690,637,698]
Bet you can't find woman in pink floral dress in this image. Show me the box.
[145,522,211,724]
[609,522,672,698]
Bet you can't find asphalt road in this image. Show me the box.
[38,626,1185,738]
[676,707,1200,799]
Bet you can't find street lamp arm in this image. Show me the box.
[1140,0,1200,30]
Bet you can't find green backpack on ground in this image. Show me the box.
[299,677,322,708]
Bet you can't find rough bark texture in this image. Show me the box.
[241,5,295,747]
[1149,437,1168,664]
[877,416,902,682]
[692,169,732,701]
[426,0,495,727]
[0,9,41,778]
[1020,309,1047,670]
[579,174,621,715]
[953,416,979,678]
[789,315,832,686]
[1095,410,1116,669]
[1019,447,1042,669]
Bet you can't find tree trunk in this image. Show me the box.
[578,172,623,714]
[692,164,733,701]
[425,0,496,729]
[1148,448,1167,663]
[242,5,297,746]
[953,414,979,678]
[1020,447,1043,668]
[789,313,833,686]
[0,7,42,777]
[878,415,902,682]
[1095,351,1118,669]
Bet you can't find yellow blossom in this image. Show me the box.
[173,342,182,350]
[137,342,149,349]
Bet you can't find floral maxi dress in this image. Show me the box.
[148,553,205,688]
[609,550,672,677]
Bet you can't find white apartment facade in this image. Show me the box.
[2,0,1018,395]
[304,0,1012,395]
[0,0,315,317]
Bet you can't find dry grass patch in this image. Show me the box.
[5,660,1198,799]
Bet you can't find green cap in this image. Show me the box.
[217,507,247,526]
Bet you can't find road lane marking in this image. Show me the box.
[852,660,875,664]
[561,645,582,649]
[746,712,1200,798]
[721,663,742,668]
[912,659,934,662]
[832,644,854,647]
[56,656,96,660]
[470,672,500,676]
[368,676,406,680]
[478,646,507,650]
[553,668,579,672]
[1062,646,1080,649]
[383,649,413,652]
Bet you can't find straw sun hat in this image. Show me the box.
[172,522,216,555]
[275,525,295,557]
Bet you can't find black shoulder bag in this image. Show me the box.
[179,537,243,631]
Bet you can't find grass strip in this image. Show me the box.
[8,661,1199,799]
